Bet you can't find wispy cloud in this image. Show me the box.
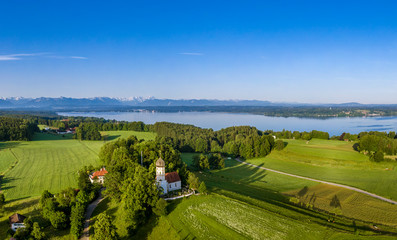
[178,52,204,56]
[47,55,88,60]
[0,53,44,61]
[0,53,87,61]
[70,56,87,59]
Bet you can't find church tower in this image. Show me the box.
[156,157,165,181]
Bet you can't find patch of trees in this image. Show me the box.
[75,122,103,140]
[274,140,285,150]
[8,217,46,240]
[0,117,39,141]
[271,129,329,140]
[355,131,397,162]
[98,135,188,234]
[44,117,149,132]
[38,166,101,239]
[193,153,225,170]
[154,123,276,159]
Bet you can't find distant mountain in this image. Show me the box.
[0,97,393,111]
[0,97,277,110]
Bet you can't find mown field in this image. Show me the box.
[0,131,156,201]
[0,130,156,238]
[245,139,397,201]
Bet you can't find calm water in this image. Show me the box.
[59,111,397,136]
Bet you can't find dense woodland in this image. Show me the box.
[154,122,276,159]
[0,117,39,141]
[98,135,190,235]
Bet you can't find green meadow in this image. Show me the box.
[0,131,156,201]
[89,153,397,240]
[245,139,397,200]
[1,133,397,239]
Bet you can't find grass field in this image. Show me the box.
[245,139,397,200]
[284,184,397,227]
[184,155,397,227]
[135,193,396,240]
[0,131,156,201]
[89,153,397,239]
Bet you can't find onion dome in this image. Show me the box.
[156,157,165,167]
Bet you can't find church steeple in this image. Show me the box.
[156,156,165,181]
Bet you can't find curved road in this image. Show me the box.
[234,158,397,205]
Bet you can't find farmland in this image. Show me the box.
[245,139,397,200]
[0,131,156,201]
[1,132,397,239]
[88,153,396,239]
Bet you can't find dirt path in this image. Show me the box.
[80,188,105,240]
[234,158,397,205]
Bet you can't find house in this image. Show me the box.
[155,157,181,194]
[9,213,26,232]
[89,167,108,184]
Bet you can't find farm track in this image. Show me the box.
[80,188,105,240]
[235,158,397,205]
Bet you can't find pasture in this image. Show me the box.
[189,156,397,227]
[245,139,397,200]
[0,131,156,201]
[146,195,395,240]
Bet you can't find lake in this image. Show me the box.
[59,111,397,136]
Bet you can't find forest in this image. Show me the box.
[153,122,276,159]
[0,117,39,141]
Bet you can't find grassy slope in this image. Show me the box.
[0,130,156,239]
[0,131,156,201]
[162,195,394,240]
[92,154,396,239]
[0,143,17,174]
[245,139,397,200]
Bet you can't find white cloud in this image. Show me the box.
[178,52,204,56]
[0,53,39,61]
[70,56,87,59]
[0,53,87,61]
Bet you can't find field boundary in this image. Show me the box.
[235,158,397,205]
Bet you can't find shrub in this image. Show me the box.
[153,198,168,216]
[275,140,285,151]
[31,222,46,240]
[371,151,384,162]
[50,211,68,229]
[92,213,119,240]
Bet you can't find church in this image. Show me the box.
[156,157,181,194]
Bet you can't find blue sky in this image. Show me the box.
[1,1,397,103]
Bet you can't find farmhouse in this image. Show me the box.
[89,167,108,184]
[9,213,26,232]
[155,157,181,194]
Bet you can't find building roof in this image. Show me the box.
[9,213,26,224]
[156,157,165,167]
[91,168,108,178]
[165,172,181,183]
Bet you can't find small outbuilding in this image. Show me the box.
[9,213,26,232]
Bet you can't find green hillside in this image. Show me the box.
[245,139,397,200]
[0,131,156,200]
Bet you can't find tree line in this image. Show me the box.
[0,117,39,141]
[153,122,276,159]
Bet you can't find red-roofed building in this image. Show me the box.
[89,167,108,184]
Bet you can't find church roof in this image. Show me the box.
[156,157,165,167]
[165,172,181,183]
[9,213,26,224]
